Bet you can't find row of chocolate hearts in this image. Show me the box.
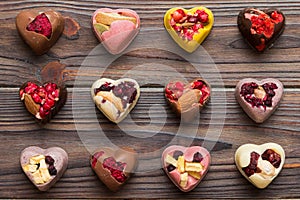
[21,143,285,192]
[20,77,283,124]
[15,7,285,55]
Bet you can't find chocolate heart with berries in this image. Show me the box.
[235,143,285,189]
[20,146,68,191]
[235,78,283,123]
[237,8,285,52]
[164,7,214,53]
[16,9,65,55]
[90,147,137,191]
[19,80,67,123]
[91,78,140,123]
[162,145,211,192]
[92,8,140,54]
[165,78,211,122]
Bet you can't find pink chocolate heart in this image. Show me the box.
[92,8,140,54]
[162,145,210,192]
[235,78,283,123]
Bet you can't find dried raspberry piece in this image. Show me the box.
[26,13,52,39]
[261,149,281,168]
[242,151,261,177]
[91,151,104,168]
[103,157,127,183]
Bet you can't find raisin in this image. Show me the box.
[173,151,183,160]
[167,164,176,172]
[193,152,203,162]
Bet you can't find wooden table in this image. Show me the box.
[0,0,299,198]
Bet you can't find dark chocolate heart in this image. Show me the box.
[237,8,285,52]
[19,80,67,123]
[20,146,68,191]
[90,147,137,191]
[165,78,211,122]
[235,78,283,123]
[16,9,65,55]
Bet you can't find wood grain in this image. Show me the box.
[0,0,299,198]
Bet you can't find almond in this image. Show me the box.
[96,91,124,112]
[24,94,40,116]
[178,89,201,112]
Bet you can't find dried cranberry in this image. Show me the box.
[103,157,127,183]
[240,82,277,109]
[26,13,52,39]
[45,155,55,165]
[242,151,261,177]
[193,152,203,162]
[112,81,137,108]
[48,165,57,175]
[167,164,176,172]
[172,151,183,160]
[261,149,281,168]
[94,82,114,94]
[91,151,104,168]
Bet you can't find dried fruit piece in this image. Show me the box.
[26,13,52,39]
[164,7,214,52]
[261,149,281,168]
[237,8,285,52]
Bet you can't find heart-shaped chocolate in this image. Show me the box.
[235,78,283,123]
[91,78,140,123]
[20,146,68,191]
[90,147,137,191]
[237,8,285,52]
[19,80,67,123]
[92,8,140,54]
[165,78,211,122]
[16,9,65,55]
[162,145,211,192]
[235,143,285,189]
[164,7,214,53]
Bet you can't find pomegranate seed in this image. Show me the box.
[91,151,104,168]
[103,157,127,183]
[24,83,38,93]
[31,93,42,104]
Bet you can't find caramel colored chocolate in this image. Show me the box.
[20,146,68,191]
[237,8,285,52]
[165,78,211,122]
[16,9,65,55]
[90,147,137,191]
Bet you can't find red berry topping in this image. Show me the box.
[261,149,281,168]
[242,151,261,177]
[91,151,104,168]
[26,13,52,39]
[172,9,185,23]
[103,157,127,183]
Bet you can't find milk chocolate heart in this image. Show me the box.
[162,145,211,192]
[235,143,285,189]
[20,146,68,191]
[92,8,140,54]
[16,9,65,55]
[164,7,214,53]
[91,78,140,123]
[165,78,211,122]
[90,147,137,191]
[237,8,285,52]
[235,78,283,123]
[19,80,67,123]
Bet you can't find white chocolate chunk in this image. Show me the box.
[177,156,185,173]
[23,164,38,173]
[32,170,44,184]
[40,168,51,183]
[179,172,188,188]
[29,155,45,165]
[165,154,177,167]
[185,162,203,172]
[257,160,276,178]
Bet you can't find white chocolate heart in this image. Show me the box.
[91,78,140,123]
[235,143,285,189]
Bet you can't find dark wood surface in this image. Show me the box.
[0,0,299,198]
